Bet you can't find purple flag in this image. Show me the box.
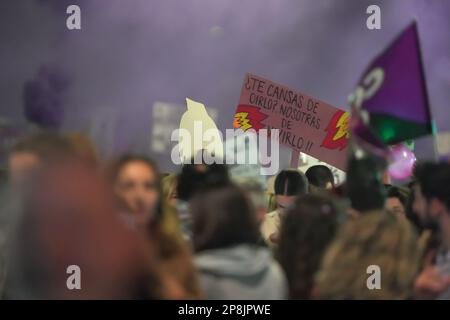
[353,22,433,145]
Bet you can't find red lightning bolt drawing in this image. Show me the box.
[321,110,350,150]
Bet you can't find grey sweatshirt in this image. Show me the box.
[194,244,287,300]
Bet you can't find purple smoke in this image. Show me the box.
[23,65,70,130]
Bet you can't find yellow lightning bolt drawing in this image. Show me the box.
[332,111,350,141]
[233,112,252,131]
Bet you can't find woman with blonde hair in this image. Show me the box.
[162,174,178,208]
[314,211,422,299]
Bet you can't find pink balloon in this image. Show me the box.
[388,144,416,180]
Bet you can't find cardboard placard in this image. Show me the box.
[233,74,349,171]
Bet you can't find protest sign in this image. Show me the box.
[175,98,223,164]
[233,74,349,171]
[152,100,219,156]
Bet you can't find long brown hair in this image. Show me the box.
[190,185,261,252]
[277,194,340,299]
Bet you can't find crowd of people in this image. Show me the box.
[0,131,450,300]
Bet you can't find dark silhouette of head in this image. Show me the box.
[305,165,335,189]
[177,160,230,202]
[190,185,260,252]
[273,169,309,210]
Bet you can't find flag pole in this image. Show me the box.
[432,129,439,161]
[290,149,300,168]
[414,21,439,161]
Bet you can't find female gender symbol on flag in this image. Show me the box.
[351,21,434,146]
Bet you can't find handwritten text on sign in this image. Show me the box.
[233,74,349,171]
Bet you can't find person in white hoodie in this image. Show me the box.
[191,185,288,300]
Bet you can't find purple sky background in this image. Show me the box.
[1,0,449,169]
